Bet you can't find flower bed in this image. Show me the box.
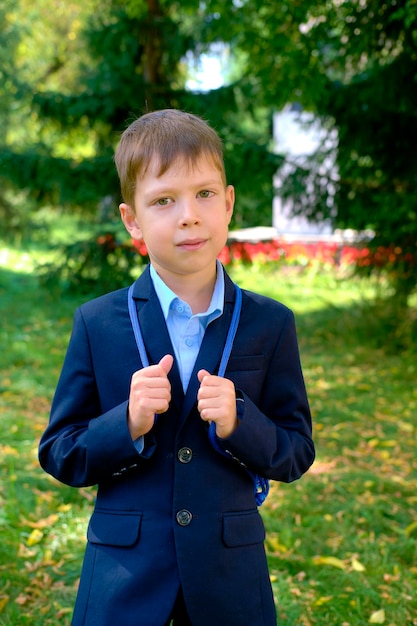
[132,236,417,272]
[131,237,371,268]
[218,239,370,267]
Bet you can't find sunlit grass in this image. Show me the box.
[1,245,416,625]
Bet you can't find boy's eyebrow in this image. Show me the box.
[144,177,223,196]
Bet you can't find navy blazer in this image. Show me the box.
[39,266,314,626]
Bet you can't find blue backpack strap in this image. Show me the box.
[207,284,270,507]
[128,282,149,368]
[128,280,269,506]
[128,282,159,427]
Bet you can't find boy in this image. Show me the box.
[39,109,315,626]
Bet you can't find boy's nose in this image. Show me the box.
[179,200,201,226]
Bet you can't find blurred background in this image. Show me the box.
[0,2,416,624]
[1,0,416,310]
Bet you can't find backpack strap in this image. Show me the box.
[128,282,150,368]
[207,285,269,506]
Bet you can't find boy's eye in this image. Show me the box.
[198,190,213,198]
[155,197,171,206]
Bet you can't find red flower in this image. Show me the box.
[132,239,148,257]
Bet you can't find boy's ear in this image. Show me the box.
[119,203,142,240]
[225,185,235,224]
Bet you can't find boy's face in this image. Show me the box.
[120,155,234,288]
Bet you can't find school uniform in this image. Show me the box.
[39,264,314,626]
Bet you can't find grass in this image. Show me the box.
[0,242,416,625]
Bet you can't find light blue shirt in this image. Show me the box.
[150,260,224,391]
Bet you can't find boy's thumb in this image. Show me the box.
[197,369,210,383]
[159,354,174,375]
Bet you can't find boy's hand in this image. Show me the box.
[197,370,238,439]
[127,354,174,440]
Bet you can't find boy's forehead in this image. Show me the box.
[138,153,223,182]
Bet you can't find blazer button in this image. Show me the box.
[178,447,193,463]
[176,509,193,526]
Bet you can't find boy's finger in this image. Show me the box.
[159,354,174,375]
[197,369,211,383]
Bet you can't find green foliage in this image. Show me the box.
[270,1,417,300]
[0,0,20,142]
[0,148,118,208]
[37,230,146,295]
[0,0,275,230]
[1,0,417,299]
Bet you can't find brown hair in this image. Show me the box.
[114,109,226,207]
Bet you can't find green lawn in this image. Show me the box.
[1,246,416,625]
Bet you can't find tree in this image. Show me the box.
[193,0,417,303]
[3,0,416,304]
[0,0,102,231]
[0,0,279,230]
[0,0,27,231]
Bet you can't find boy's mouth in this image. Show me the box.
[177,238,207,251]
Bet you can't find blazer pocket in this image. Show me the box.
[222,509,266,547]
[87,510,143,547]
[226,355,265,372]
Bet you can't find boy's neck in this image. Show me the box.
[153,265,217,314]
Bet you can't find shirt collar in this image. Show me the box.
[150,260,224,322]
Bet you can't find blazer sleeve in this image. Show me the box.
[38,306,155,488]
[217,303,315,483]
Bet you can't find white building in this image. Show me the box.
[230,106,370,245]
[272,104,334,240]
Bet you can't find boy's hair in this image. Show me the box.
[114,109,226,207]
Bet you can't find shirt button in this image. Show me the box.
[176,304,184,313]
[185,337,194,347]
[176,509,193,526]
[178,447,193,464]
